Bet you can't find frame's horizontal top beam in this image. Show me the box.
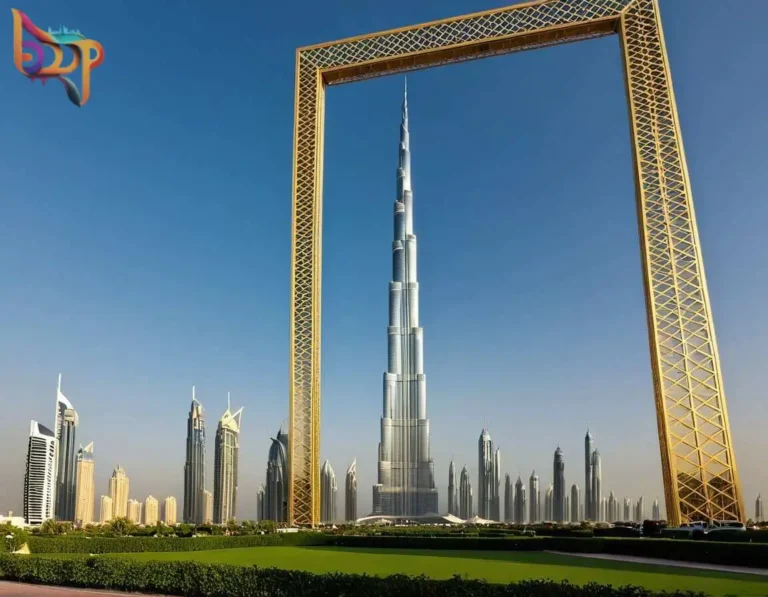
[322,17,619,86]
[298,0,556,52]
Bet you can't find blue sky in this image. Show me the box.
[1,0,766,520]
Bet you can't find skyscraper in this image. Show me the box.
[477,428,494,519]
[492,448,501,521]
[74,442,94,526]
[374,84,438,516]
[183,387,206,524]
[553,447,565,522]
[756,495,764,522]
[256,485,265,521]
[144,496,159,526]
[99,495,113,523]
[448,461,458,516]
[514,476,526,524]
[590,450,601,522]
[529,471,540,523]
[600,496,607,522]
[459,465,472,519]
[127,499,141,524]
[203,490,213,524]
[564,494,570,523]
[54,375,78,521]
[608,491,617,522]
[623,497,631,521]
[23,421,57,525]
[109,466,129,518]
[635,496,645,523]
[652,497,660,521]
[584,429,594,520]
[345,460,357,522]
[213,395,243,524]
[163,496,177,525]
[570,484,580,523]
[504,474,512,522]
[265,425,288,522]
[544,484,554,521]
[320,460,337,523]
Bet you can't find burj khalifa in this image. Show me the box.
[372,83,439,516]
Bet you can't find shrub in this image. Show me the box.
[0,524,29,553]
[27,532,329,554]
[0,555,710,597]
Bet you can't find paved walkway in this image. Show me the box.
[548,551,768,576]
[0,582,167,597]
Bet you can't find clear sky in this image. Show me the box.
[1,0,766,520]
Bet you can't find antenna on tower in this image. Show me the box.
[227,391,231,412]
[192,385,196,402]
[57,373,62,393]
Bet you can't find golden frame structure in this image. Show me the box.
[290,0,744,527]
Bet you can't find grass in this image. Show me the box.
[117,546,768,596]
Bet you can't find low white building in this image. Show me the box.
[0,511,28,528]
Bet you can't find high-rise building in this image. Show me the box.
[608,491,617,522]
[652,497,660,521]
[23,421,57,525]
[74,442,94,526]
[374,84,438,516]
[109,466,129,518]
[590,450,601,522]
[600,497,607,522]
[265,425,288,522]
[756,495,764,522]
[127,499,141,524]
[99,495,113,523]
[514,476,526,524]
[623,497,631,521]
[570,484,580,522]
[553,447,565,522]
[492,448,501,521]
[529,471,540,523]
[584,429,594,520]
[163,496,177,525]
[203,490,213,524]
[144,496,159,526]
[213,395,243,524]
[544,484,554,521]
[320,460,337,523]
[477,428,494,519]
[256,485,265,521]
[504,474,513,522]
[565,494,570,523]
[54,375,78,521]
[345,460,357,522]
[183,387,206,525]
[448,461,458,516]
[635,496,645,523]
[459,465,472,519]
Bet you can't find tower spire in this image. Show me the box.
[227,391,231,412]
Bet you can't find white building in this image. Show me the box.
[23,421,57,525]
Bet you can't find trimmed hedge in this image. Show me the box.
[28,532,329,554]
[331,535,544,551]
[0,555,710,596]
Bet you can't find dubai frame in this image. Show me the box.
[289,0,744,527]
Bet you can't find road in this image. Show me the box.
[0,583,167,596]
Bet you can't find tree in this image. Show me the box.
[105,517,134,537]
[225,518,238,535]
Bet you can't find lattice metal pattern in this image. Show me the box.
[290,0,744,526]
[621,0,743,525]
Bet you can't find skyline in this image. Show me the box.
[1,0,767,519]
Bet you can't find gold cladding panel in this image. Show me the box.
[290,0,744,526]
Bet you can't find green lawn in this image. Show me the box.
[119,546,768,596]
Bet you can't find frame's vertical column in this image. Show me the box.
[620,0,744,525]
[290,50,324,527]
